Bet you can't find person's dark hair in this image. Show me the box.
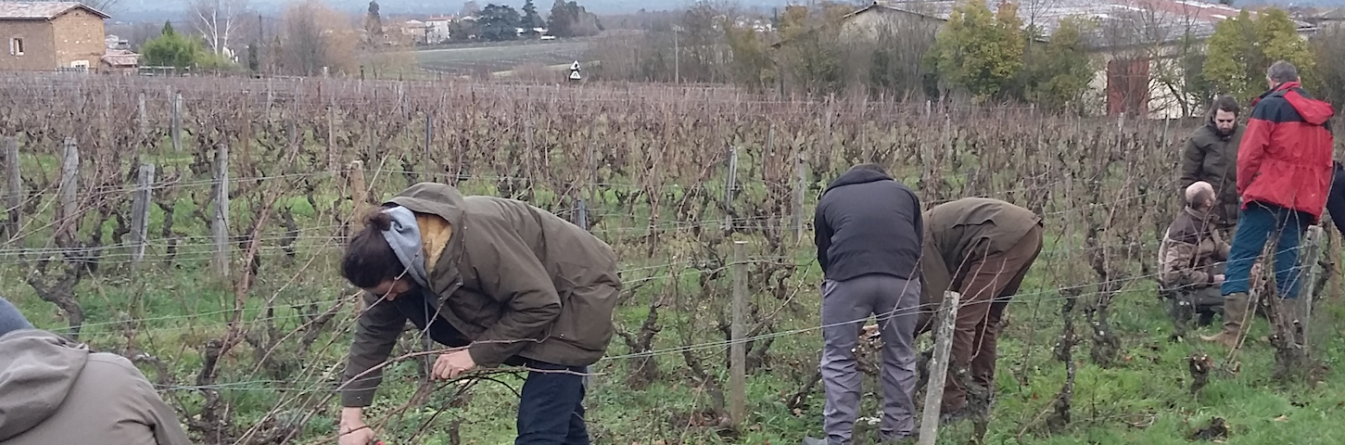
[341,210,403,289]
[850,163,887,175]
[1268,60,1299,84]
[1210,95,1240,116]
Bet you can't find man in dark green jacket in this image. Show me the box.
[336,183,621,445]
[915,198,1043,421]
[1179,95,1244,232]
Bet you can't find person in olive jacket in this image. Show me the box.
[1180,95,1244,232]
[335,183,621,445]
[915,198,1043,422]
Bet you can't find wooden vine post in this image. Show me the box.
[730,240,748,427]
[211,142,230,278]
[57,138,80,245]
[919,291,962,445]
[129,163,155,265]
[2,136,19,239]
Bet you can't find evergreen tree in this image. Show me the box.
[247,42,259,72]
[141,22,206,69]
[521,0,543,29]
[478,4,522,41]
[366,1,384,44]
[548,0,572,37]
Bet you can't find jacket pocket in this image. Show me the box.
[444,287,500,332]
[554,283,620,352]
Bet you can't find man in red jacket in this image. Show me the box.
[1203,61,1335,348]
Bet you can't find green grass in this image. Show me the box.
[6,221,1345,444]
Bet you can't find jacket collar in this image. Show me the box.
[1252,81,1302,107]
[1184,206,1217,232]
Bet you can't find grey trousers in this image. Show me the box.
[821,274,920,444]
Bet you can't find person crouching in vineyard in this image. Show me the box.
[915,198,1043,423]
[1158,182,1232,331]
[335,182,621,445]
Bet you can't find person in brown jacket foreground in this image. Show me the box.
[0,296,192,445]
[1158,182,1232,329]
[914,198,1043,422]
[336,183,621,445]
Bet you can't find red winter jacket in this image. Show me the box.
[1237,81,1336,222]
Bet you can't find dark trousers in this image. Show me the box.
[517,360,590,445]
[1220,203,1311,299]
[395,291,590,445]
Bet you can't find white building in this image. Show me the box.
[425,15,453,43]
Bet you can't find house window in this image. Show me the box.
[9,38,22,56]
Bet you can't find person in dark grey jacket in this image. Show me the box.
[812,164,923,445]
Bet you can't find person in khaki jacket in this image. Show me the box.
[335,183,621,445]
[0,296,192,445]
[1159,182,1232,328]
[914,198,1043,423]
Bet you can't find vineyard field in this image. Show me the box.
[0,75,1344,445]
[413,39,591,77]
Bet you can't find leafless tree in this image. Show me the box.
[1104,0,1212,118]
[1310,26,1345,107]
[278,0,357,76]
[187,0,250,56]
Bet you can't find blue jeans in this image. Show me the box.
[1221,203,1312,299]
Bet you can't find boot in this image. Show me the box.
[1201,292,1249,349]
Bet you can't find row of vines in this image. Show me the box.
[0,74,1329,444]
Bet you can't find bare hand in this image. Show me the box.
[433,350,477,380]
[1214,274,1226,284]
[338,425,376,445]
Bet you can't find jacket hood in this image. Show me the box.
[0,330,89,441]
[385,183,469,295]
[384,182,467,226]
[1284,91,1334,126]
[1257,81,1335,126]
[824,168,893,193]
